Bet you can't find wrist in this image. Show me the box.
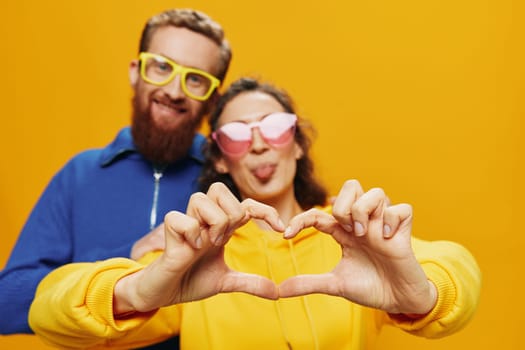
[113,273,140,316]
[403,280,438,319]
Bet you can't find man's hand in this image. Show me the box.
[130,224,166,261]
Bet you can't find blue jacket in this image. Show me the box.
[0,127,204,344]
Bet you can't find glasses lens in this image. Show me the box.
[214,123,252,157]
[213,113,297,157]
[184,72,213,98]
[259,113,297,147]
[143,55,174,85]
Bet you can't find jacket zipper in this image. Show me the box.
[150,168,164,229]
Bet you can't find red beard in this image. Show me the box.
[130,94,204,165]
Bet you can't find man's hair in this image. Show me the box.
[139,8,231,81]
[199,77,328,210]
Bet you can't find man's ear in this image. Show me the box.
[214,157,229,174]
[129,59,140,87]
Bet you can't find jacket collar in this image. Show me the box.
[99,127,206,167]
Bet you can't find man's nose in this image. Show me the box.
[163,74,186,99]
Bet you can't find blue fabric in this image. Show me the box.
[0,127,204,349]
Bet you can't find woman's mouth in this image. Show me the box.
[251,163,277,182]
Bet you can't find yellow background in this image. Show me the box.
[1,0,523,349]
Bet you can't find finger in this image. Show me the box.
[285,209,351,245]
[383,203,413,238]
[385,195,391,207]
[186,192,230,246]
[220,271,279,300]
[164,210,203,249]
[241,198,285,232]
[285,208,335,238]
[279,273,340,298]
[350,187,388,237]
[332,179,364,232]
[205,182,246,242]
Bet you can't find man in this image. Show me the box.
[0,8,231,349]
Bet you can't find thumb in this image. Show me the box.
[279,273,340,298]
[220,271,279,300]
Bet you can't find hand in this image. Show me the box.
[279,179,437,315]
[114,182,285,315]
[130,224,165,261]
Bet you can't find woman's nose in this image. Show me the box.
[250,128,269,153]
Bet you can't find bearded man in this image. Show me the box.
[0,9,231,350]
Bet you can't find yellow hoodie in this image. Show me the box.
[29,208,481,349]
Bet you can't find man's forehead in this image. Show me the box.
[147,26,221,73]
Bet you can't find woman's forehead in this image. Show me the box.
[220,92,284,123]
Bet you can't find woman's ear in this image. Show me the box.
[129,59,140,87]
[294,143,304,160]
[214,157,229,174]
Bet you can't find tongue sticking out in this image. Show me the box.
[253,164,276,181]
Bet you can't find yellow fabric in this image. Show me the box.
[28,206,481,349]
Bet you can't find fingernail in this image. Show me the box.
[196,236,203,249]
[284,227,292,238]
[342,224,353,232]
[354,222,365,236]
[383,224,391,237]
[278,219,285,230]
[214,233,224,246]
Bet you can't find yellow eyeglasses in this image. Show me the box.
[138,52,221,101]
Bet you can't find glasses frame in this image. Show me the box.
[212,112,298,158]
[138,52,221,101]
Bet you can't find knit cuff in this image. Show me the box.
[388,261,456,332]
[85,258,152,332]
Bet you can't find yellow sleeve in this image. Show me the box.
[28,253,181,349]
[387,238,481,338]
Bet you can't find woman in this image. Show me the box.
[28,78,481,349]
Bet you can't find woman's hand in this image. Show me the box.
[279,179,437,316]
[113,182,285,315]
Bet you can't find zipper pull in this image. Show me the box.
[150,169,164,229]
[153,170,163,182]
